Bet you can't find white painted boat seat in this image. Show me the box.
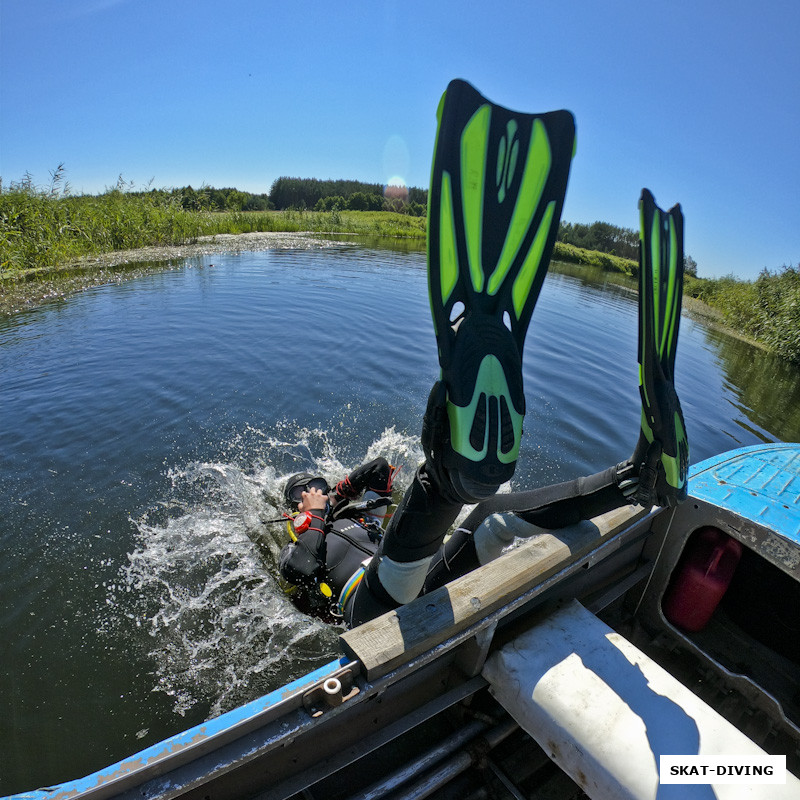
[482,600,800,799]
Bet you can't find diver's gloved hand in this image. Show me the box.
[628,439,662,508]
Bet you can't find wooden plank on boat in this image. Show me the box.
[340,504,649,680]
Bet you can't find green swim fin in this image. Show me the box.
[426,79,576,488]
[633,188,689,506]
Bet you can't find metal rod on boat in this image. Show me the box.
[485,756,527,800]
[347,718,488,800]
[384,717,519,800]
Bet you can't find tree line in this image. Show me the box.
[558,221,638,261]
[558,220,697,276]
[163,183,698,272]
[173,180,696,272]
[149,177,428,217]
[269,177,427,216]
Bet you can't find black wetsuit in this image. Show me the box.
[421,464,629,593]
[341,447,634,627]
[279,453,631,625]
[278,458,394,617]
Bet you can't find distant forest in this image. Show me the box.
[270,177,428,215]
[158,177,428,217]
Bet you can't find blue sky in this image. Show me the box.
[1,0,797,279]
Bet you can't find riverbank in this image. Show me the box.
[3,182,795,363]
[0,231,394,314]
[684,267,800,365]
[0,183,426,278]
[2,196,793,366]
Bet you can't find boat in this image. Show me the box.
[10,442,800,800]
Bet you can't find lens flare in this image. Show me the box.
[383,134,410,190]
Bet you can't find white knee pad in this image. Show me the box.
[377,555,433,604]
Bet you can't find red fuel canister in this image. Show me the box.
[662,526,743,632]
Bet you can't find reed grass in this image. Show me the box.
[0,173,207,275]
[685,267,800,365]
[0,178,426,279]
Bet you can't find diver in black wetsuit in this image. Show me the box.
[279,81,689,630]
[278,458,397,620]
[278,444,664,626]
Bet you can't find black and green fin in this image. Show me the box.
[426,79,576,487]
[634,188,689,506]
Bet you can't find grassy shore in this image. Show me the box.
[0,184,425,280]
[0,190,631,282]
[552,241,637,276]
[684,268,800,365]
[209,208,426,239]
[2,185,796,366]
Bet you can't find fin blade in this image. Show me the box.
[487,117,551,298]
[427,79,576,485]
[637,188,689,501]
[460,103,491,293]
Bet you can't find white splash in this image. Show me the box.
[120,426,421,718]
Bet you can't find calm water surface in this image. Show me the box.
[2,243,799,793]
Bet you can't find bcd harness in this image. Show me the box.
[279,496,391,615]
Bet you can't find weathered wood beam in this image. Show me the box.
[340,504,649,680]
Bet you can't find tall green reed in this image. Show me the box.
[1,170,209,275]
[685,267,800,365]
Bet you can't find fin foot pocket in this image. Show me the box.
[442,313,524,486]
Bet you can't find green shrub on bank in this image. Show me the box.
[553,241,638,276]
[685,266,800,365]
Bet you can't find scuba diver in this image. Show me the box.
[278,458,398,620]
[278,79,689,629]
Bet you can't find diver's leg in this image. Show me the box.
[343,82,576,627]
[629,189,689,507]
[422,191,691,591]
[343,463,463,627]
[421,464,631,592]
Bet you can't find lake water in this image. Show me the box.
[2,241,799,793]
